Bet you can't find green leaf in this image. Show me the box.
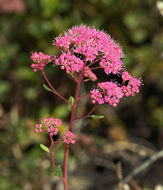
[67,96,74,111]
[89,115,104,119]
[40,144,49,153]
[43,84,53,93]
[52,165,63,177]
[69,96,74,105]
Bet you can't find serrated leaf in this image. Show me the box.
[40,144,49,153]
[89,115,104,119]
[67,96,74,111]
[43,84,53,93]
[52,165,62,177]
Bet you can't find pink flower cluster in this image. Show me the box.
[35,117,62,136]
[99,58,122,75]
[30,52,52,72]
[91,71,141,107]
[35,118,76,145]
[54,25,124,79]
[63,131,76,144]
[121,74,141,96]
[55,52,84,74]
[30,25,142,107]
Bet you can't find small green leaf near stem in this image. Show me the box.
[40,144,50,153]
[89,115,104,119]
[67,96,74,111]
[43,84,54,93]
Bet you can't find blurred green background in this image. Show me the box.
[0,0,163,190]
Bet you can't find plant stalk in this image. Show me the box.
[62,69,84,190]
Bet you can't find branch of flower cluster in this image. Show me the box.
[75,104,98,120]
[89,66,102,71]
[79,91,105,99]
[42,71,71,106]
[87,54,104,67]
[78,93,92,99]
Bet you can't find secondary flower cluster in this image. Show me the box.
[91,71,141,107]
[31,52,52,72]
[35,117,62,136]
[63,131,76,144]
[55,52,84,73]
[35,117,76,144]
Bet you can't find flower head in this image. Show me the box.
[53,25,142,107]
[31,25,142,107]
[63,131,76,144]
[35,117,62,136]
[54,25,124,77]
[30,52,52,72]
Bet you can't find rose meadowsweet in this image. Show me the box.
[30,24,142,189]
[63,131,76,144]
[31,25,142,107]
[35,117,62,136]
[54,25,124,76]
[31,52,52,72]
[53,25,142,106]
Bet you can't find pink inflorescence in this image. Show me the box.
[91,71,141,107]
[63,131,76,144]
[54,25,124,79]
[53,25,142,106]
[30,25,142,107]
[55,52,84,74]
[35,117,62,136]
[30,52,52,72]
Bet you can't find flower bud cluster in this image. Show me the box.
[63,131,76,144]
[35,117,62,136]
[35,118,76,144]
[31,52,52,72]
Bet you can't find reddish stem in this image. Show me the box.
[89,66,102,70]
[62,68,85,190]
[69,69,84,131]
[42,71,71,106]
[63,144,69,190]
[75,104,98,120]
[87,55,103,67]
[78,93,91,99]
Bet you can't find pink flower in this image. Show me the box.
[122,71,131,81]
[91,82,124,107]
[53,25,124,79]
[55,52,84,74]
[35,117,62,136]
[30,52,52,72]
[63,131,76,144]
[31,25,142,107]
[121,77,141,96]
